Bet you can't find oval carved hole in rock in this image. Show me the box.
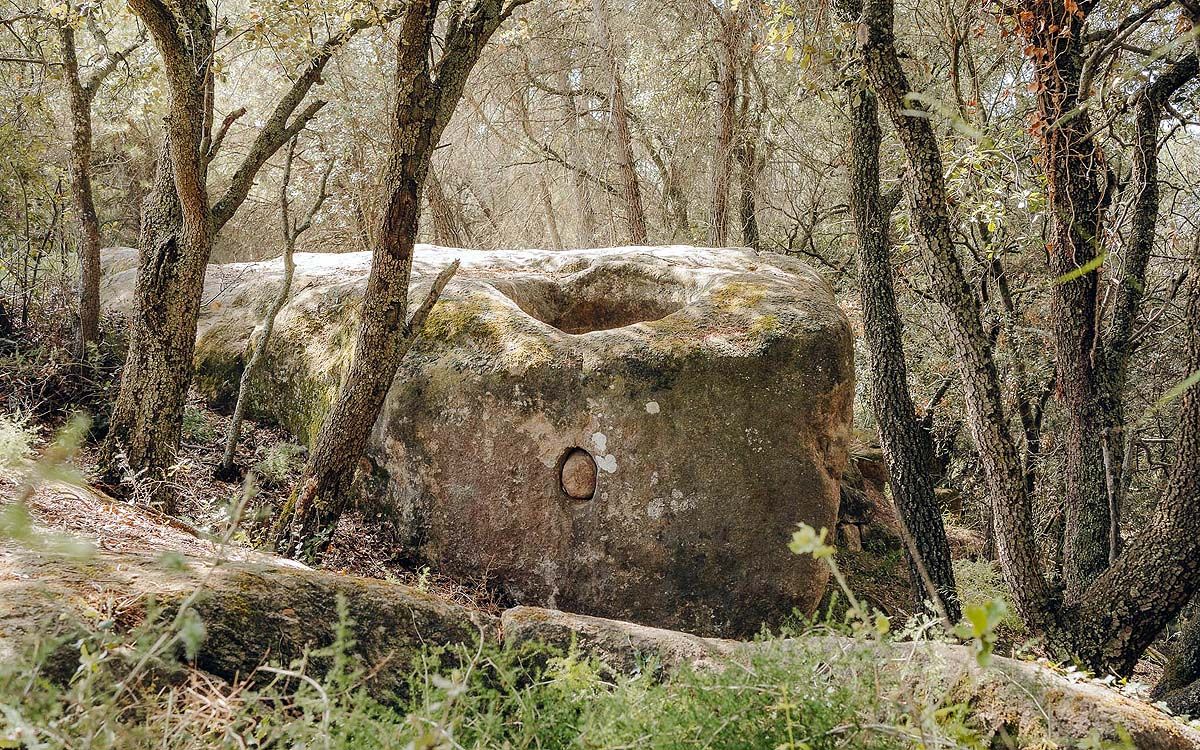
[559,448,597,500]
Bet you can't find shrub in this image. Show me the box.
[0,411,36,470]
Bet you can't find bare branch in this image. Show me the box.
[205,106,247,164]
[295,157,336,236]
[406,260,461,337]
[210,5,403,232]
[83,31,146,97]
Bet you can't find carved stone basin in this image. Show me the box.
[103,244,855,636]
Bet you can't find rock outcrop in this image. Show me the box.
[103,245,856,636]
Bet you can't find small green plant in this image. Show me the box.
[790,524,890,639]
[255,441,306,486]
[181,405,215,444]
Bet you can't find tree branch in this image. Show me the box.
[210,6,403,233]
[405,260,461,338]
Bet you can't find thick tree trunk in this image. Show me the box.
[591,0,648,245]
[103,3,383,508]
[275,0,510,559]
[102,0,216,512]
[858,0,1055,628]
[58,24,102,358]
[1070,239,1200,674]
[847,83,960,623]
[1153,612,1200,715]
[1020,1,1111,603]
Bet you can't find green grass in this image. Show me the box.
[0,600,988,750]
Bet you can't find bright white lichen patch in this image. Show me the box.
[645,401,660,414]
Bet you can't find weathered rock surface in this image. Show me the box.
[103,245,856,636]
[0,543,493,694]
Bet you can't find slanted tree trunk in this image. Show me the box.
[101,3,395,509]
[275,0,523,559]
[218,139,333,479]
[591,0,648,245]
[847,82,959,624]
[858,0,1055,629]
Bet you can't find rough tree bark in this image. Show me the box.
[218,139,333,479]
[847,82,960,624]
[859,0,1200,676]
[275,0,526,559]
[1070,239,1200,674]
[1152,610,1200,715]
[1095,53,1198,563]
[706,5,741,247]
[58,18,141,358]
[101,3,396,510]
[103,0,216,512]
[858,0,1055,628]
[1019,0,1112,603]
[591,0,648,245]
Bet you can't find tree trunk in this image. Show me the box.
[736,140,761,251]
[219,140,332,478]
[847,82,960,623]
[275,0,511,559]
[1153,612,1200,715]
[591,0,648,245]
[102,0,216,512]
[1096,53,1198,565]
[426,169,468,248]
[538,172,563,249]
[858,0,1055,628]
[58,23,102,358]
[1019,0,1111,603]
[1069,236,1200,674]
[103,3,384,509]
[558,65,599,245]
[706,11,739,248]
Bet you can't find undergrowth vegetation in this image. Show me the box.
[0,592,996,750]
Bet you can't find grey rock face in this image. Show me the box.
[104,245,855,636]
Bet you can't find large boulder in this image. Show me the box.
[103,245,855,636]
